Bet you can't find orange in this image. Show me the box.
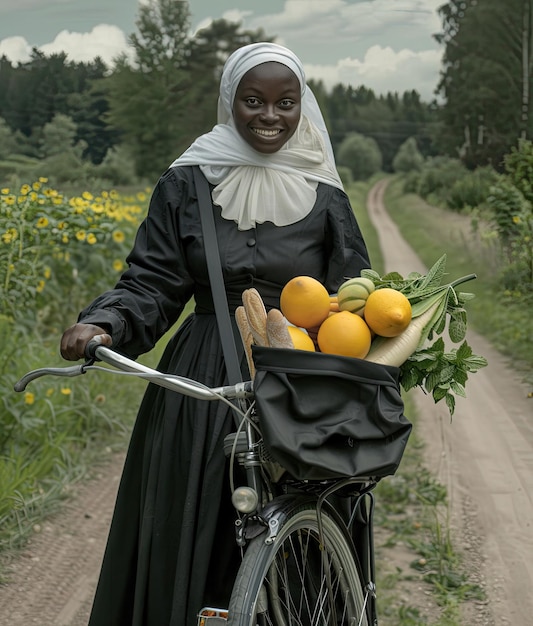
[363,288,412,337]
[280,276,331,329]
[287,326,316,351]
[317,310,372,359]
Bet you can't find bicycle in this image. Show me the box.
[15,337,383,626]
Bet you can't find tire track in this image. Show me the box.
[0,454,124,626]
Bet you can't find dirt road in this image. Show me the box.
[0,179,531,625]
[367,179,533,625]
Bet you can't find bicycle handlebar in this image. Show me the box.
[14,337,254,402]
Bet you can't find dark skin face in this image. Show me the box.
[233,61,302,154]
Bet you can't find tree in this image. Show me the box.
[102,0,193,178]
[435,0,533,168]
[392,137,425,173]
[104,0,268,178]
[336,132,383,180]
[40,113,78,157]
[0,118,17,159]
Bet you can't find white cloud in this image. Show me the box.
[247,0,443,49]
[304,45,443,100]
[40,24,133,65]
[0,24,133,66]
[0,36,32,63]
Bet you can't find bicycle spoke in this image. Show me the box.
[228,506,369,626]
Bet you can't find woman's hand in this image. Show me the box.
[60,323,112,361]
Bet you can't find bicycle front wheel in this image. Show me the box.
[228,500,370,626]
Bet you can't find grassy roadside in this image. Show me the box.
[382,176,532,383]
[347,179,489,625]
[0,304,193,576]
[372,396,484,626]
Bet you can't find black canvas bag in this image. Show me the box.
[252,345,412,481]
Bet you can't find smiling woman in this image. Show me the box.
[57,40,371,626]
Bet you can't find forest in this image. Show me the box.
[0,0,531,187]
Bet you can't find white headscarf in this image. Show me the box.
[171,42,343,230]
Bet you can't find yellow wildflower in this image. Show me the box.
[512,215,521,224]
[36,217,49,228]
[20,184,31,195]
[82,191,94,201]
[36,280,46,293]
[46,388,55,397]
[24,392,35,405]
[112,230,125,243]
[2,228,17,243]
[87,233,97,245]
[60,387,72,396]
[76,230,86,241]
[113,259,124,272]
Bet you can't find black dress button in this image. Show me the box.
[246,238,256,247]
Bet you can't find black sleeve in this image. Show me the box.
[78,169,195,358]
[324,187,371,293]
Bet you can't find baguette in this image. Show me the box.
[242,288,268,347]
[235,305,255,378]
[266,309,294,349]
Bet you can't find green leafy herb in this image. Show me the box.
[363,255,488,416]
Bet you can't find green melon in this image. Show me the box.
[337,277,375,316]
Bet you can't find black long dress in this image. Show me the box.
[79,166,370,626]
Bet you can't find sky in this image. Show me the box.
[0,0,445,102]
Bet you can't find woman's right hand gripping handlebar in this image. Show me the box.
[60,323,113,361]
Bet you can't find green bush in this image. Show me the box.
[392,137,424,173]
[447,166,498,211]
[404,157,496,212]
[337,132,383,181]
[416,157,467,201]
[96,145,142,186]
[487,176,532,296]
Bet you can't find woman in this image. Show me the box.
[61,42,370,626]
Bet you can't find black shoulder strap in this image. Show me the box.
[193,166,243,386]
